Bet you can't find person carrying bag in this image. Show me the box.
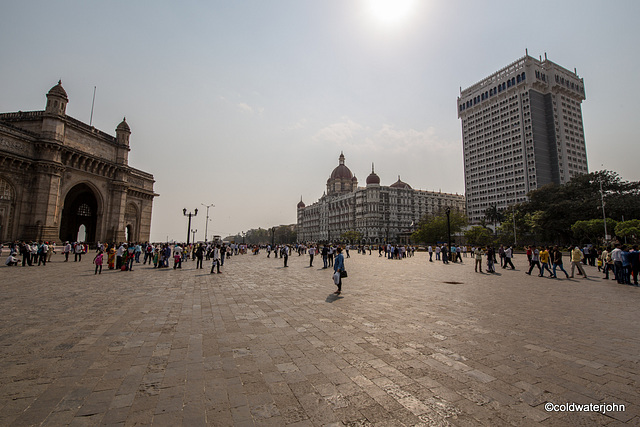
[333,247,346,295]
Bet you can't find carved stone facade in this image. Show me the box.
[0,81,157,243]
[297,154,466,243]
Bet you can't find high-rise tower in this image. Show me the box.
[458,53,587,223]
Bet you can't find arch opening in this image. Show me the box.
[60,184,99,243]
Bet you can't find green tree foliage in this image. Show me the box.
[522,170,640,243]
[484,205,504,235]
[225,226,297,245]
[411,209,467,244]
[614,219,640,242]
[464,225,493,247]
[571,219,618,244]
[340,230,363,243]
[496,207,530,246]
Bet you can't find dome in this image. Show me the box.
[390,175,412,189]
[297,197,305,209]
[329,152,353,180]
[47,80,68,99]
[116,117,130,133]
[366,163,380,185]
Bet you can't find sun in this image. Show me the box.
[367,0,417,26]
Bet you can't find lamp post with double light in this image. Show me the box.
[183,208,198,245]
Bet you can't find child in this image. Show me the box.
[173,252,181,269]
[93,250,104,275]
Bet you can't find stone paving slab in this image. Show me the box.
[0,252,638,426]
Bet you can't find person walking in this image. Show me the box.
[333,247,345,295]
[195,244,204,269]
[474,246,484,273]
[308,245,315,267]
[570,246,587,278]
[526,246,541,276]
[539,246,554,277]
[283,245,289,267]
[551,246,570,278]
[63,242,71,262]
[74,242,83,262]
[322,245,328,269]
[629,245,640,286]
[93,250,104,275]
[486,246,496,273]
[503,246,515,269]
[210,244,221,274]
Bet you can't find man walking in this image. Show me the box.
[283,245,289,267]
[570,246,587,278]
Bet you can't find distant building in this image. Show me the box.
[457,53,587,223]
[0,81,157,243]
[297,153,465,243]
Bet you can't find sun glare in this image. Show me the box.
[367,0,417,26]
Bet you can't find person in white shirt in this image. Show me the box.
[308,245,315,267]
[283,245,289,267]
[64,242,72,262]
[116,244,125,269]
[210,245,221,274]
[5,254,19,266]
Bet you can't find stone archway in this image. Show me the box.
[60,184,99,243]
[124,203,138,243]
[0,177,16,242]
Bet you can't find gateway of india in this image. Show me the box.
[297,153,465,243]
[0,81,157,244]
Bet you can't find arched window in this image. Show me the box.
[0,178,15,201]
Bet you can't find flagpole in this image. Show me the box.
[89,86,96,126]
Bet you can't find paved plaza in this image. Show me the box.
[0,251,638,426]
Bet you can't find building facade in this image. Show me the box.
[0,81,157,243]
[297,153,465,243]
[457,53,587,223]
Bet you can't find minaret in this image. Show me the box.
[45,80,68,116]
[115,117,131,165]
[42,80,68,141]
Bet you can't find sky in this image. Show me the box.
[1,0,639,242]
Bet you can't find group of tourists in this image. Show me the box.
[426,245,470,264]
[6,236,638,291]
[3,241,88,266]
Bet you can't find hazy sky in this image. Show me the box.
[1,0,638,242]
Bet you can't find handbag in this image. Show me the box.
[340,270,348,278]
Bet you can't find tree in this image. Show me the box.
[340,230,363,243]
[615,219,640,242]
[464,225,493,247]
[496,206,531,246]
[571,219,617,244]
[412,209,467,244]
[484,205,504,235]
[522,170,640,244]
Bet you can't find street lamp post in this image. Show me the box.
[201,203,215,242]
[599,177,608,241]
[183,208,198,245]
[191,229,197,244]
[271,227,276,247]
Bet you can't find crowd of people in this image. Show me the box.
[456,242,639,286]
[3,238,638,287]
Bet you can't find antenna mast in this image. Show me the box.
[89,86,96,126]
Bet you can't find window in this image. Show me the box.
[77,204,92,217]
